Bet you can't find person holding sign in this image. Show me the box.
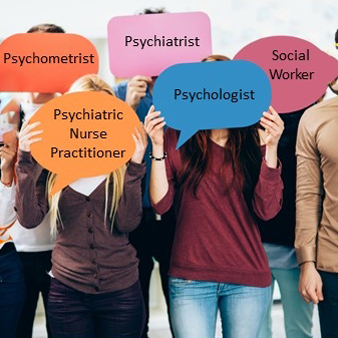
[115,73,176,338]
[9,23,65,338]
[145,55,284,338]
[113,8,177,338]
[257,109,314,338]
[15,75,147,338]
[0,141,26,338]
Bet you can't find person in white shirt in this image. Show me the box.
[10,22,65,338]
[0,141,25,338]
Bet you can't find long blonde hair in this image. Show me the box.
[48,74,126,237]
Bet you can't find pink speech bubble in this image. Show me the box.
[107,12,212,78]
[234,36,338,113]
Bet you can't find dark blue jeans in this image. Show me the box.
[48,278,145,338]
[15,250,53,338]
[0,244,26,338]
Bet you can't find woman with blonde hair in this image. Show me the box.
[15,74,147,338]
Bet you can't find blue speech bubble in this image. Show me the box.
[153,60,272,148]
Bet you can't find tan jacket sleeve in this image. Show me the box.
[295,114,323,265]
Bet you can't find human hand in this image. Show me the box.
[144,106,166,147]
[0,142,17,174]
[126,76,152,111]
[299,262,324,304]
[131,122,148,164]
[260,106,284,148]
[18,121,43,152]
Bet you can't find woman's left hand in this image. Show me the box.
[260,106,284,148]
[131,122,148,164]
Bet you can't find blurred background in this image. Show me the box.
[1,0,337,336]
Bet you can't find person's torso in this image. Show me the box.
[51,179,139,293]
[166,129,270,286]
[114,81,153,208]
[311,101,338,271]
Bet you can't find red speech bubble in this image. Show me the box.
[107,12,212,77]
[0,34,99,93]
[234,36,338,113]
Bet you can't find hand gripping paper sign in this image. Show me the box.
[29,92,140,195]
[0,34,99,93]
[153,60,272,148]
[0,97,20,144]
[107,12,212,77]
[234,36,338,113]
[0,111,17,144]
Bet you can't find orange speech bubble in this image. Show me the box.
[0,34,98,93]
[29,92,140,195]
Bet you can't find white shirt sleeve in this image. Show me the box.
[0,181,16,227]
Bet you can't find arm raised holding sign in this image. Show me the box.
[0,142,17,186]
[144,106,167,205]
[15,74,147,337]
[130,122,148,164]
[145,95,284,337]
[126,76,152,111]
[18,120,43,152]
[260,106,285,168]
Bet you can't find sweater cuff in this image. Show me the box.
[17,149,35,165]
[296,246,317,265]
[151,189,171,215]
[260,159,282,184]
[127,161,146,178]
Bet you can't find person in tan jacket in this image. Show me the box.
[295,94,338,338]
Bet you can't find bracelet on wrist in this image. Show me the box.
[149,152,167,161]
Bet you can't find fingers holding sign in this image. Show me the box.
[260,106,284,148]
[18,121,43,152]
[144,105,166,147]
[0,142,17,173]
[126,76,152,111]
[131,122,148,164]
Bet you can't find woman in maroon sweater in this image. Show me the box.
[145,62,284,337]
[15,75,147,338]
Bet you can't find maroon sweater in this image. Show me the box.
[152,128,283,287]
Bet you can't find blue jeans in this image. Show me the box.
[0,245,26,338]
[259,268,313,338]
[169,277,271,338]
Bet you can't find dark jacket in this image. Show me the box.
[257,109,305,247]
